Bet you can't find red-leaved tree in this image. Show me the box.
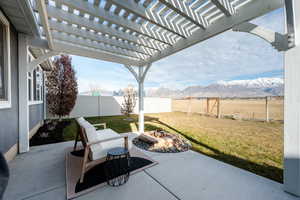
[46,55,78,119]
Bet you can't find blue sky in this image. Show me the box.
[72,8,284,93]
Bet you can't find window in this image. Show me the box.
[28,62,44,104]
[0,10,11,109]
[35,67,43,101]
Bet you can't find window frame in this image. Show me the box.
[28,51,44,105]
[0,10,11,109]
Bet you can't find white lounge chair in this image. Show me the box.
[74,117,132,183]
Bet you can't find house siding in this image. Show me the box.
[29,103,44,130]
[0,26,19,154]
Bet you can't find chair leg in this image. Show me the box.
[80,147,90,183]
[73,130,80,151]
[124,136,129,150]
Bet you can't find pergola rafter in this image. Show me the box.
[48,21,154,56]
[109,0,187,38]
[31,0,285,67]
[158,0,207,29]
[44,6,164,51]
[51,31,147,60]
[36,0,54,49]
[52,40,141,66]
[52,0,175,46]
[137,0,284,66]
[211,0,236,16]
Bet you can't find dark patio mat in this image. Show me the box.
[66,147,158,199]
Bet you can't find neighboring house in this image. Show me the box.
[0,4,53,161]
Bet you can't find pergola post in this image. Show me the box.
[284,0,300,196]
[18,34,29,153]
[124,64,151,134]
[138,66,145,134]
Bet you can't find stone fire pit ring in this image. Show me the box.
[133,130,191,153]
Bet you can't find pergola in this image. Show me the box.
[6,0,300,197]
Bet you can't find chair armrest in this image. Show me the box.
[92,123,106,129]
[87,133,129,147]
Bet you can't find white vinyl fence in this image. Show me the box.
[47,96,171,118]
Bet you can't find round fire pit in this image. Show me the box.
[133,130,191,153]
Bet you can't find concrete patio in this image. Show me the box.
[3,141,299,200]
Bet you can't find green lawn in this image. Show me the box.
[62,112,283,183]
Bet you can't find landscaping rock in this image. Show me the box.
[133,130,191,153]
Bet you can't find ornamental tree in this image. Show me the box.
[120,85,137,118]
[46,55,78,119]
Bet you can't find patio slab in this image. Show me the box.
[143,150,299,200]
[3,141,300,200]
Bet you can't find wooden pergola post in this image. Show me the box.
[206,98,210,115]
[217,98,221,119]
[265,96,270,122]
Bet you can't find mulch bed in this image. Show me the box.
[30,120,70,146]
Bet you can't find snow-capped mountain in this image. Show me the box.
[216,78,283,89]
[146,77,284,98]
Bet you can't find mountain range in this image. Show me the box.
[146,78,284,98]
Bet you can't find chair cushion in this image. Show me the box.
[89,129,132,160]
[82,122,97,142]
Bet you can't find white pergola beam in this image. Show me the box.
[233,22,289,51]
[27,50,59,72]
[210,0,236,16]
[52,41,140,66]
[159,0,206,29]
[109,0,187,38]
[141,63,152,82]
[46,6,163,51]
[53,0,174,46]
[48,21,153,56]
[28,37,49,49]
[36,0,54,49]
[52,32,144,60]
[138,0,284,66]
[124,65,139,82]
